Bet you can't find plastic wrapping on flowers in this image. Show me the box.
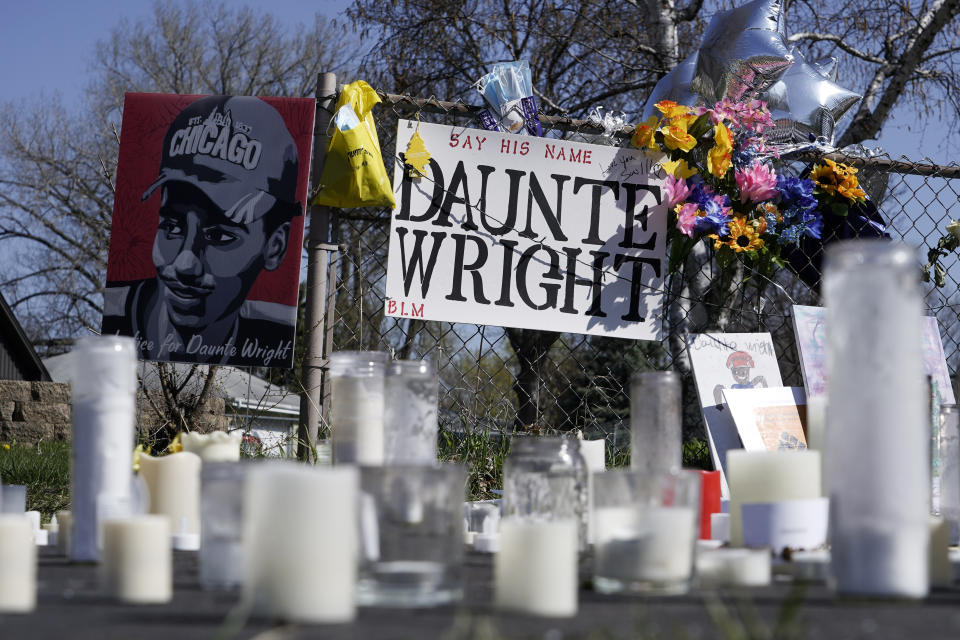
[632,99,867,279]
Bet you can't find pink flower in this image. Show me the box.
[675,203,699,237]
[736,163,779,204]
[664,175,692,208]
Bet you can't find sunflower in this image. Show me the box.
[713,216,766,252]
[811,159,866,202]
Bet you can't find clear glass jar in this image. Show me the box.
[383,360,439,464]
[630,370,682,473]
[824,240,927,597]
[502,435,588,551]
[328,351,389,465]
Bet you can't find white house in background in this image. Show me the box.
[43,353,299,457]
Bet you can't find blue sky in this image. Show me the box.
[0,0,950,164]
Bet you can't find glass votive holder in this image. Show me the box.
[592,469,700,595]
[384,360,439,464]
[630,370,682,473]
[200,462,249,589]
[357,464,467,607]
[503,435,588,550]
[0,485,26,514]
[329,351,389,465]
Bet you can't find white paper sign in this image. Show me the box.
[686,333,784,498]
[722,386,808,452]
[741,497,829,554]
[385,120,668,340]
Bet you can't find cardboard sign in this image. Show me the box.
[384,120,669,340]
[102,93,315,368]
[686,333,784,498]
[792,305,955,403]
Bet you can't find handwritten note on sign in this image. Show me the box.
[384,120,669,340]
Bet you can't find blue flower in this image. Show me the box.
[776,175,817,213]
[802,210,823,240]
[694,209,730,237]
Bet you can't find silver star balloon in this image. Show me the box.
[762,48,861,144]
[641,54,701,120]
[691,0,794,103]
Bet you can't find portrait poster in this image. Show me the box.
[384,119,669,340]
[792,305,954,404]
[722,387,808,452]
[101,93,315,368]
[686,332,784,497]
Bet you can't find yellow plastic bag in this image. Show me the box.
[313,80,396,209]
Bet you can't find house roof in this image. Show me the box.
[43,354,299,416]
[0,290,50,381]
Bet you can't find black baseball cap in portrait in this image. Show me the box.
[142,95,300,223]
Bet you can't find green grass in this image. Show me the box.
[0,441,71,521]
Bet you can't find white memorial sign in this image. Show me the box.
[385,120,668,340]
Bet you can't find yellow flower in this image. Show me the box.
[132,444,149,472]
[661,158,699,179]
[630,115,660,151]
[2,443,9,451]
[655,100,693,119]
[811,159,866,202]
[167,432,183,454]
[668,113,699,130]
[714,216,766,252]
[661,124,697,152]
[707,123,733,178]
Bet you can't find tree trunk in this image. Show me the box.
[506,328,560,431]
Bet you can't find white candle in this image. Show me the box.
[0,515,36,612]
[805,395,827,452]
[580,437,605,545]
[696,548,771,588]
[825,241,928,598]
[101,516,172,603]
[594,505,697,592]
[137,451,202,549]
[726,450,821,546]
[494,518,577,617]
[711,513,730,543]
[930,516,951,587]
[56,511,72,556]
[181,431,242,462]
[383,360,439,464]
[329,351,388,465]
[243,464,358,623]
[331,376,385,464]
[70,336,137,562]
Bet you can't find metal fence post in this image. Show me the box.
[297,72,338,462]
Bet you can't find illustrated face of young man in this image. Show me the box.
[153,182,289,331]
[731,365,752,385]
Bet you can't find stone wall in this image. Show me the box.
[0,380,71,443]
[0,380,230,444]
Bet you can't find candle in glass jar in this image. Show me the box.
[137,451,202,549]
[329,351,388,465]
[56,510,72,556]
[101,516,172,603]
[494,518,577,617]
[0,515,35,612]
[727,450,821,546]
[383,360,439,464]
[825,241,928,598]
[244,464,358,623]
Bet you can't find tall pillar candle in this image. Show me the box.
[580,437,605,545]
[0,484,26,514]
[0,515,36,612]
[329,351,388,465]
[699,470,722,540]
[726,450,821,546]
[56,510,72,556]
[938,405,960,543]
[137,451,202,550]
[243,463,358,623]
[383,360,439,463]
[494,518,578,617]
[825,240,928,598]
[630,371,682,473]
[70,335,138,562]
[101,516,172,603]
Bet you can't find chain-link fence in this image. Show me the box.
[315,86,960,462]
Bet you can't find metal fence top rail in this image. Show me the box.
[367,89,960,180]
